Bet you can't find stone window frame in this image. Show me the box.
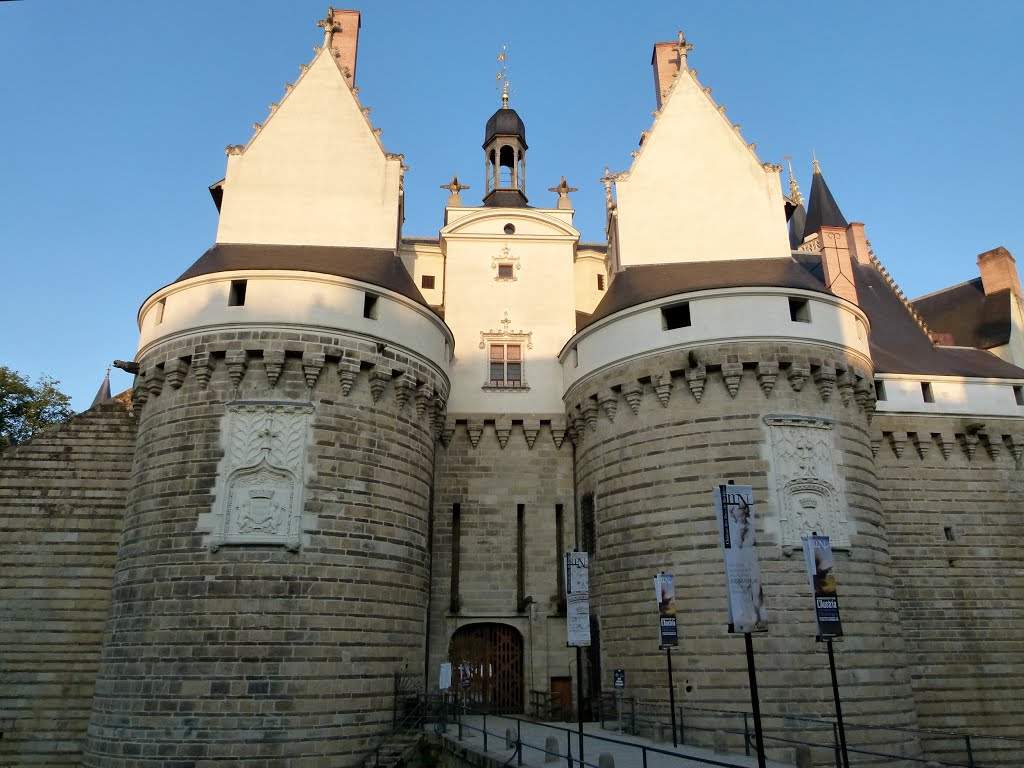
[479,325,533,392]
[492,243,521,282]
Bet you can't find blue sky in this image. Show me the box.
[2,1,1022,410]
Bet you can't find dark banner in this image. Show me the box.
[803,534,843,639]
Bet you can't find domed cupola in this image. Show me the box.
[483,66,528,207]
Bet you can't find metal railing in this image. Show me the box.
[445,706,751,768]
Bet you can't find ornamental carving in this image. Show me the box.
[491,244,521,280]
[207,402,313,551]
[763,415,849,549]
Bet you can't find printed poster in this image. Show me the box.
[564,551,591,646]
[713,484,768,633]
[654,572,678,647]
[802,534,843,639]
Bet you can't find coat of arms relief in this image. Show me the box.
[204,402,314,551]
[764,416,850,549]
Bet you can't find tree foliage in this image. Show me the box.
[0,366,74,453]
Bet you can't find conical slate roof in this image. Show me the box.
[91,368,111,407]
[804,162,848,234]
[789,202,807,249]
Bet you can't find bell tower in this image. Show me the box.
[483,58,528,207]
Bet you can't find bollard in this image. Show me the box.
[795,745,812,768]
[506,728,516,749]
[653,723,665,744]
[713,729,728,755]
[545,735,559,764]
[598,753,615,768]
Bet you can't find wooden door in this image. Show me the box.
[449,623,523,714]
[550,676,572,721]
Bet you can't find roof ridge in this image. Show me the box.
[866,246,933,340]
[910,276,983,303]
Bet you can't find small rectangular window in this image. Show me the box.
[597,274,605,291]
[789,297,811,322]
[363,293,379,319]
[153,299,165,325]
[228,280,247,307]
[661,302,691,330]
[450,503,461,614]
[421,275,435,290]
[943,525,957,542]
[921,382,935,403]
[1014,385,1024,406]
[874,380,887,401]
[555,504,566,615]
[497,263,514,279]
[516,504,526,611]
[489,343,523,387]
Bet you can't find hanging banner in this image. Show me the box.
[654,573,678,648]
[713,484,768,634]
[564,551,591,646]
[439,662,452,691]
[802,534,843,639]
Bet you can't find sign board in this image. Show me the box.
[654,572,678,648]
[713,484,768,634]
[460,661,471,689]
[802,534,844,639]
[439,662,452,691]
[613,668,625,690]
[564,551,591,646]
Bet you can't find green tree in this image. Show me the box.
[0,366,74,453]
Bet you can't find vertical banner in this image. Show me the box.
[713,484,768,633]
[654,573,678,647]
[439,661,452,691]
[802,534,843,639]
[564,551,591,646]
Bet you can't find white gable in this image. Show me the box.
[614,68,791,265]
[215,50,401,248]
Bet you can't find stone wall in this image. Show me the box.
[82,330,448,768]
[429,416,574,711]
[566,342,924,762]
[874,413,1024,766]
[0,399,137,767]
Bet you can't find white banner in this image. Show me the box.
[713,484,768,633]
[564,551,591,646]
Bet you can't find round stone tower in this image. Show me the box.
[561,278,923,756]
[82,247,452,766]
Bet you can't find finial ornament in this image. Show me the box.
[599,167,619,206]
[812,148,821,174]
[317,7,340,45]
[441,174,470,206]
[676,30,694,58]
[548,176,578,209]
[496,45,511,108]
[784,154,804,205]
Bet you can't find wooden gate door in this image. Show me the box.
[449,623,523,714]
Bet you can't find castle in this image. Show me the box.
[2,8,1024,767]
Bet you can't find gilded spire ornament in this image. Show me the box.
[812,147,821,174]
[785,154,804,205]
[496,45,511,108]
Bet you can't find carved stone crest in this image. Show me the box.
[204,402,314,551]
[764,415,849,549]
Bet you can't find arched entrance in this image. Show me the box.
[449,623,523,713]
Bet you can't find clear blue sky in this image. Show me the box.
[2,1,1022,410]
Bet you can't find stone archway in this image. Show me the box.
[449,623,524,714]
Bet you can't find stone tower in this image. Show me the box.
[560,35,923,753]
[83,10,452,766]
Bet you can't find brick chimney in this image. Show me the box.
[651,41,684,110]
[845,222,871,265]
[977,246,1022,297]
[322,8,361,87]
[819,226,859,306]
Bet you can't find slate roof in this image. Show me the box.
[804,168,848,234]
[911,279,1013,350]
[788,202,807,250]
[851,260,1022,377]
[579,254,1024,380]
[175,243,429,307]
[583,258,834,327]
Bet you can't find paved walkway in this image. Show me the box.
[437,716,795,768]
